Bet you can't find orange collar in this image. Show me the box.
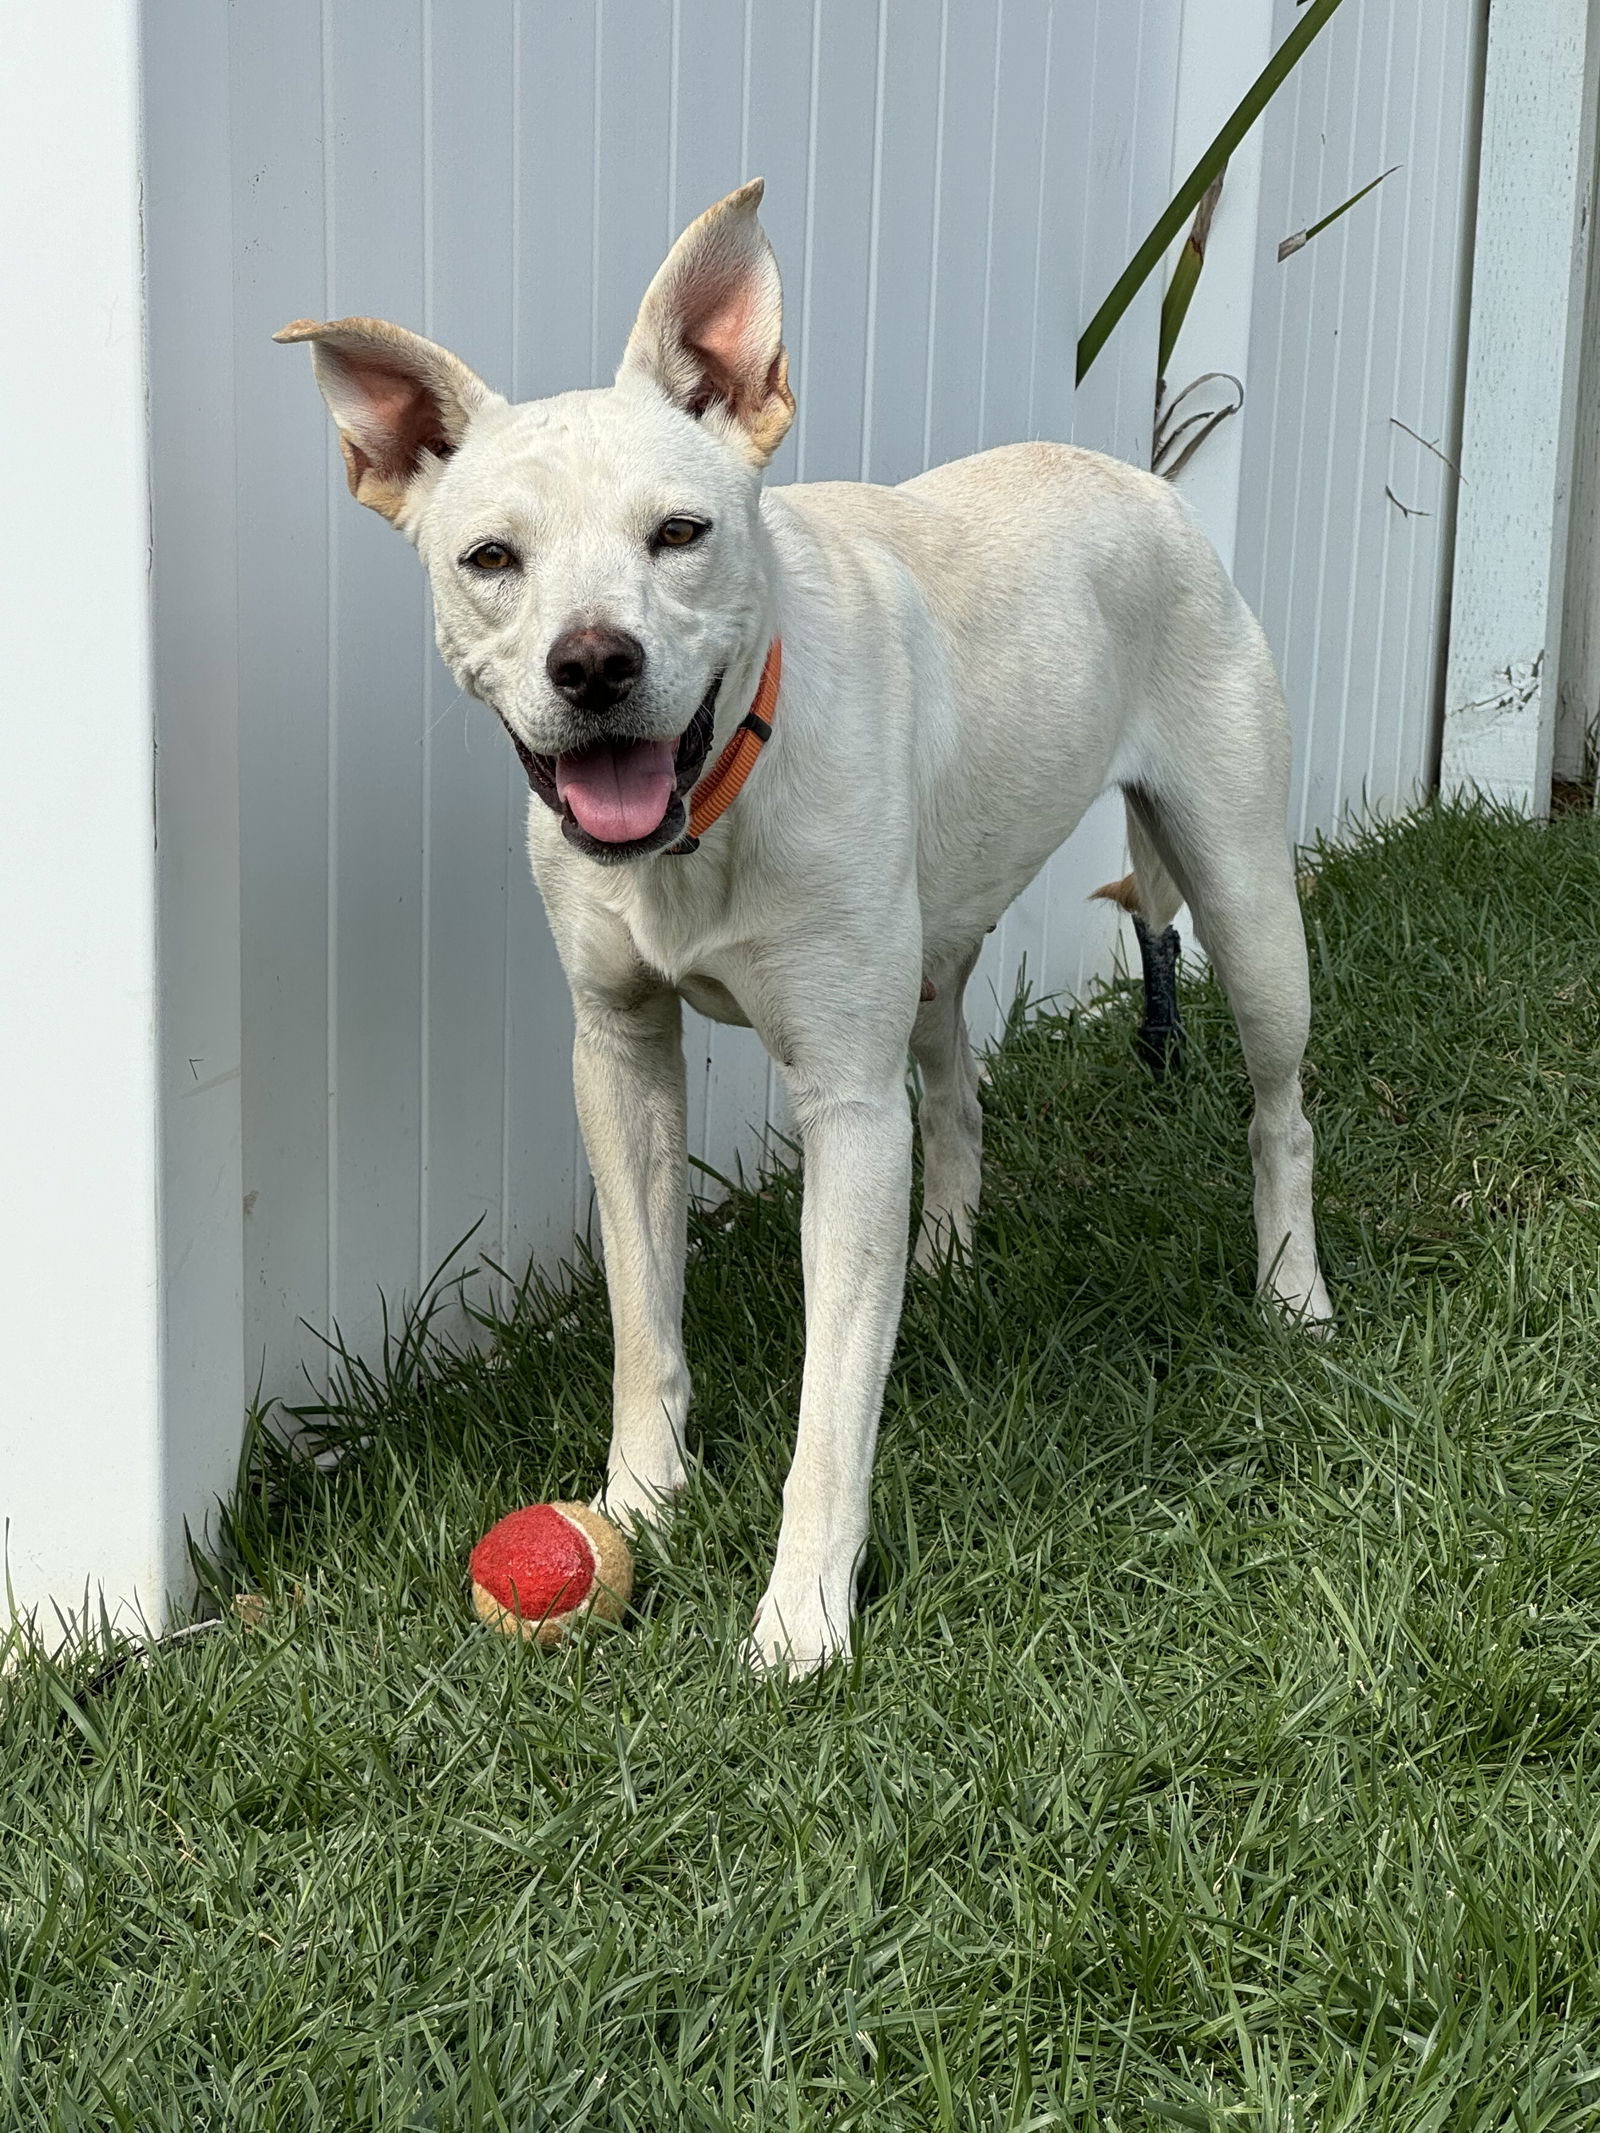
[666,638,781,855]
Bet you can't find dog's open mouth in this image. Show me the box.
[555,737,679,844]
[520,677,720,863]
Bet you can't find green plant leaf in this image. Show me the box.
[1278,163,1400,260]
[1077,0,1350,384]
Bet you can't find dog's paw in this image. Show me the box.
[592,1464,685,1536]
[744,1583,853,1678]
[1264,1265,1334,1332]
[911,1211,976,1278]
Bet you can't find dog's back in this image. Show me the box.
[761,440,1282,943]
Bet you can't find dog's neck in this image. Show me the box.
[664,636,782,856]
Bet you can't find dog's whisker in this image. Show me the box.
[422,687,471,744]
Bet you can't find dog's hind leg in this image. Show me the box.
[1123,779,1331,1324]
[910,943,984,1271]
[1096,802,1187,1079]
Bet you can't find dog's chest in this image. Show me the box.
[597,864,763,1031]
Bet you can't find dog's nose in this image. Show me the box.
[546,626,646,713]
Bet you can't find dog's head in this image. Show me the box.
[279,182,792,862]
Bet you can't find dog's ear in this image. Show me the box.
[274,316,495,527]
[619,179,794,468]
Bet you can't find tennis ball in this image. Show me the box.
[469,1501,634,1649]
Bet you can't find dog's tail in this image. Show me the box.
[1090,871,1142,914]
[1094,793,1188,1080]
[1091,795,1183,931]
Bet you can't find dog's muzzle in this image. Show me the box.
[498,677,721,864]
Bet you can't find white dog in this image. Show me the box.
[281,181,1330,1673]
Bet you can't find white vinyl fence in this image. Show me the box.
[4,0,1490,1632]
[1233,0,1483,844]
[195,0,1184,1409]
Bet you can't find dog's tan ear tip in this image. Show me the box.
[272,319,324,345]
[727,176,766,214]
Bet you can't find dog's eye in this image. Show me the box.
[653,517,707,550]
[464,541,518,572]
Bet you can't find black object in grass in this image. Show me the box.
[1133,913,1186,1079]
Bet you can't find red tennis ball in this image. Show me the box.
[469,1502,633,1649]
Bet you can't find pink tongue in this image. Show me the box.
[555,738,677,843]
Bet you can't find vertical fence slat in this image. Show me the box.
[231,0,334,1396]
[422,1,520,1300]
[325,3,429,1359]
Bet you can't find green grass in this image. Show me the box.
[5,802,1600,2131]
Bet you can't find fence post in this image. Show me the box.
[0,0,166,1636]
[1556,55,1600,800]
[1440,0,1600,812]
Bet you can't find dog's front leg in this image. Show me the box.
[750,1068,914,1674]
[571,988,692,1531]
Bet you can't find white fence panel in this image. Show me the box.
[149,0,1182,1402]
[1231,0,1484,846]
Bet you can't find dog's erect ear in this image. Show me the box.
[619,179,795,468]
[273,316,494,526]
